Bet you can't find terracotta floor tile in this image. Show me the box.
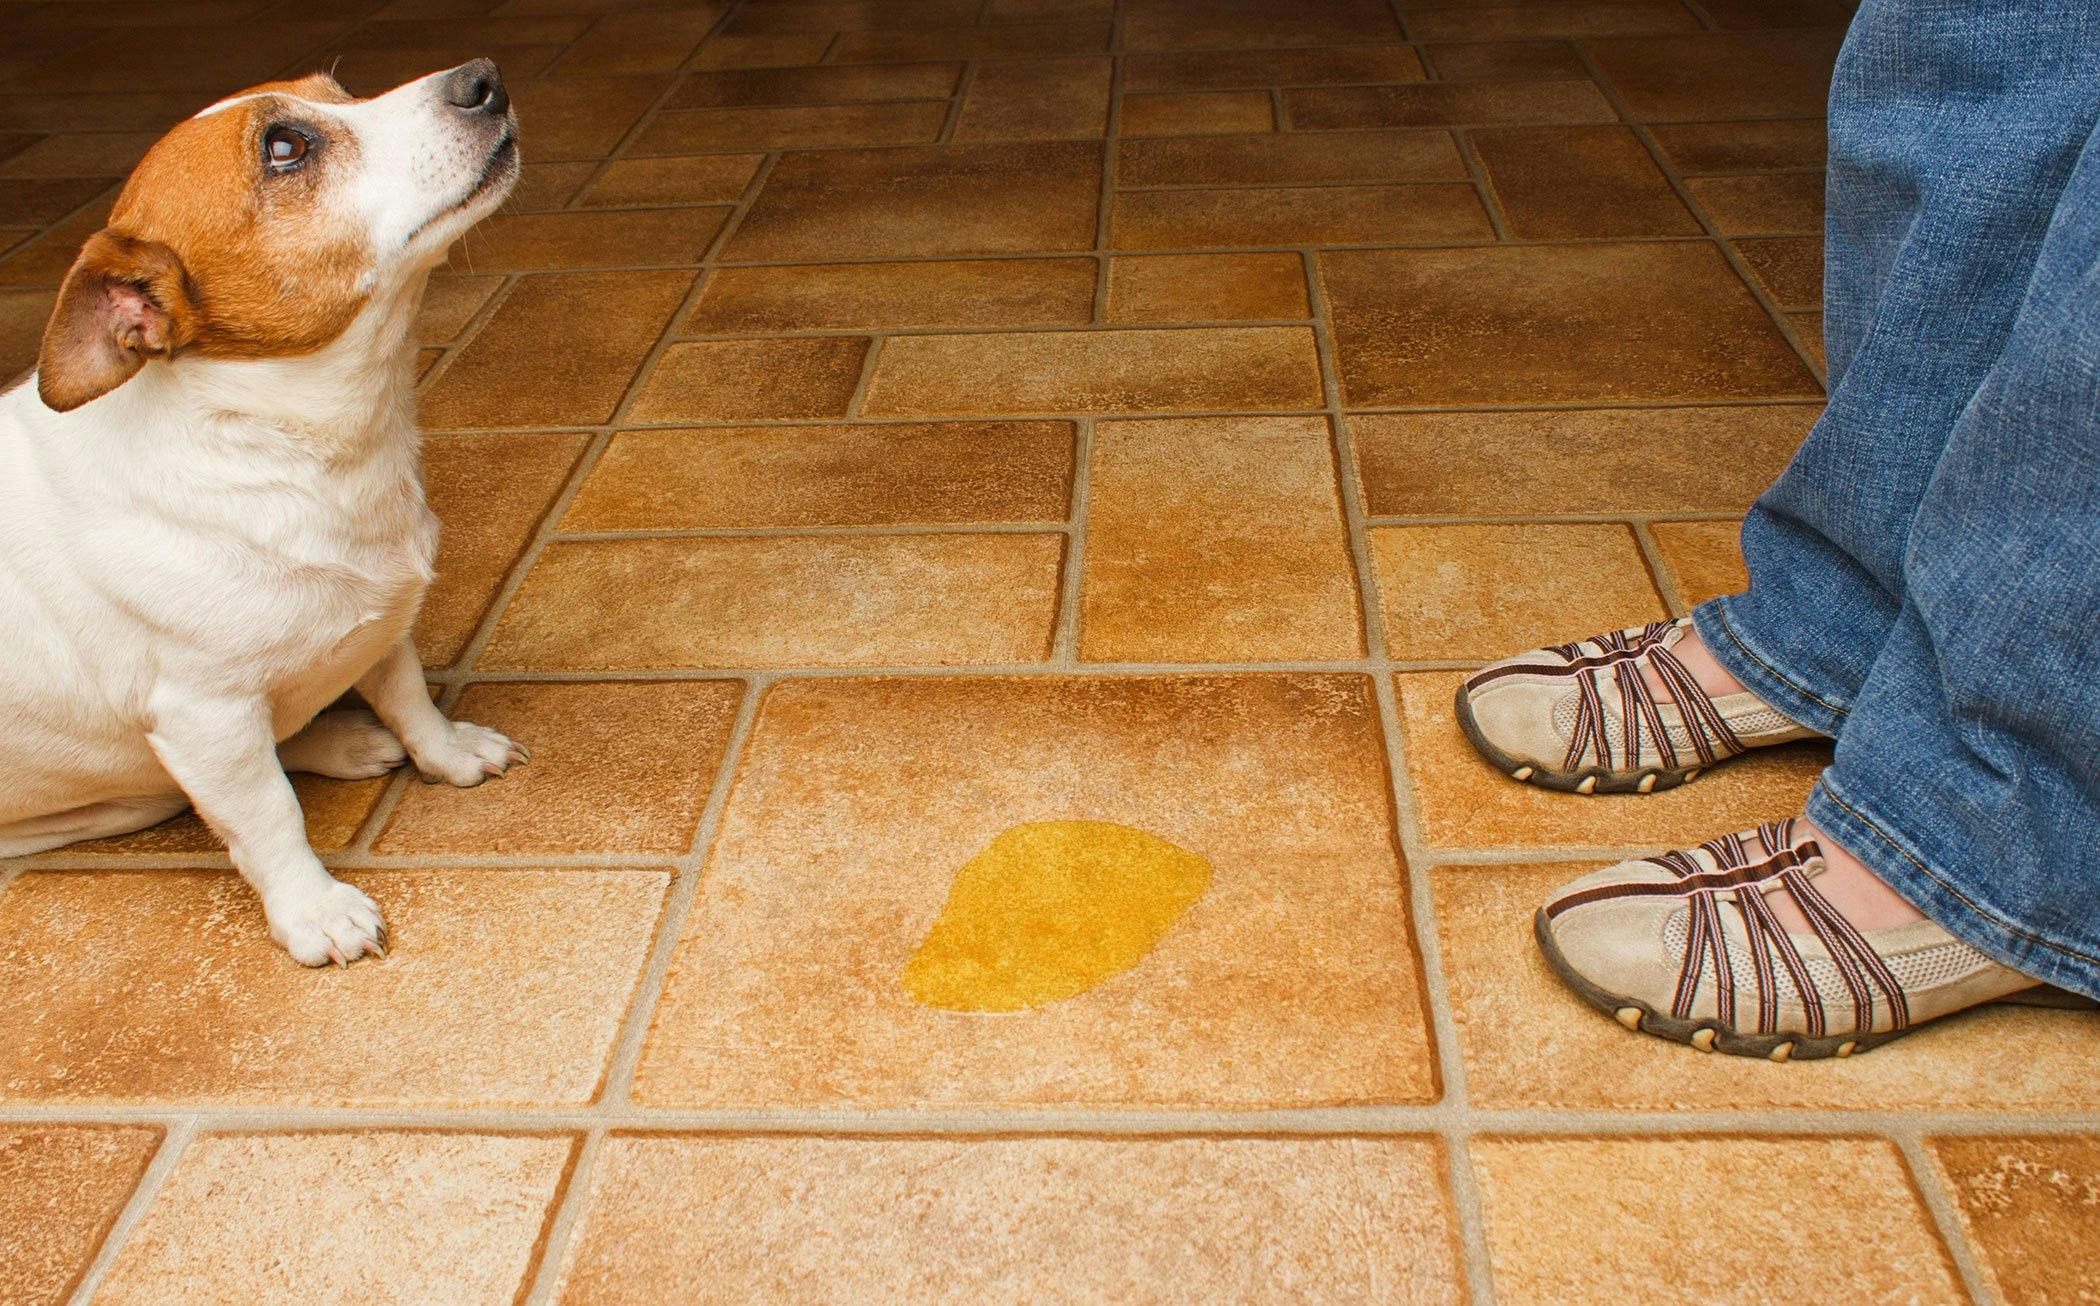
[563,421,1074,529]
[685,257,1096,332]
[0,176,107,228]
[725,141,1101,260]
[1124,45,1425,91]
[635,101,949,152]
[421,270,693,429]
[952,56,1113,141]
[1121,0,1401,50]
[1118,128,1466,186]
[328,45,566,95]
[1112,183,1491,248]
[1352,405,1814,517]
[1473,125,1698,238]
[579,154,762,207]
[347,16,591,48]
[0,194,115,288]
[100,1133,573,1306]
[628,336,868,423]
[506,77,665,159]
[725,0,982,35]
[1397,672,1828,849]
[414,273,503,343]
[1789,309,1826,369]
[461,207,731,270]
[0,1125,159,1306]
[0,130,155,178]
[1929,1135,2100,1306]
[1588,31,1842,121]
[550,8,722,75]
[1122,90,1275,137]
[0,23,346,93]
[689,32,832,69]
[0,91,211,135]
[1106,251,1310,322]
[557,1135,1463,1302]
[1471,1136,1960,1305]
[1408,0,1700,40]
[1285,80,1615,129]
[1650,117,1827,173]
[1370,524,1666,660]
[508,160,598,212]
[0,135,37,166]
[1686,170,1825,235]
[1,287,50,378]
[1651,518,1748,606]
[862,326,1325,416]
[0,869,665,1105]
[1081,416,1362,662]
[1321,243,1820,405]
[1424,39,1588,81]
[668,61,961,108]
[1705,0,1856,27]
[482,534,1062,669]
[828,22,1111,64]
[70,773,387,857]
[1732,234,1823,307]
[377,680,742,854]
[984,0,1114,18]
[630,673,1437,1108]
[416,432,591,667]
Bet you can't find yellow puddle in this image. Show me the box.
[902,820,1212,1013]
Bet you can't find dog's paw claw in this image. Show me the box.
[270,879,387,968]
[411,720,526,788]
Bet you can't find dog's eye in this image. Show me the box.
[263,126,311,171]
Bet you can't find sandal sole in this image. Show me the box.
[1453,681,1706,797]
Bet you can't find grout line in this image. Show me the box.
[521,1126,604,1305]
[64,1118,196,1306]
[1450,127,1511,242]
[547,522,1071,541]
[1892,1130,1995,1305]
[1630,518,1690,616]
[938,60,976,143]
[1052,417,1095,663]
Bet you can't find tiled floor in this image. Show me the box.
[1,0,2096,1302]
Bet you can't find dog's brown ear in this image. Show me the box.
[37,230,198,413]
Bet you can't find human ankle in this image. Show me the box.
[1638,625,1749,702]
[1764,818,1927,932]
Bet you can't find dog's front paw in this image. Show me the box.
[414,719,529,787]
[268,877,387,967]
[280,708,408,779]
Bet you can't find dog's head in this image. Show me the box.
[36,60,518,413]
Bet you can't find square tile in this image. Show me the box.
[420,270,694,429]
[630,673,1439,1108]
[100,1132,574,1306]
[827,22,1110,64]
[415,432,587,667]
[862,327,1325,417]
[0,870,665,1105]
[1369,524,1667,660]
[1083,416,1362,661]
[562,421,1074,529]
[667,62,961,107]
[0,1126,159,1306]
[1110,184,1491,248]
[1928,1135,2100,1306]
[579,154,763,207]
[1407,1,1700,41]
[555,1135,1464,1302]
[1395,672,1829,851]
[1733,235,1822,308]
[635,101,949,152]
[1651,518,1748,606]
[1352,405,1814,517]
[71,773,388,857]
[1472,125,1698,238]
[1650,118,1826,173]
[481,535,1063,669]
[1321,244,1820,405]
[952,56,1113,141]
[1118,128,1467,186]
[1123,45,1426,91]
[1424,40,1588,81]
[1588,31,1842,121]
[725,142,1101,260]
[376,680,741,854]
[460,208,731,270]
[684,258,1096,332]
[1471,1136,1961,1304]
[1106,252,1310,322]
[1285,81,1614,129]
[1121,90,1275,137]
[1686,171,1825,234]
[1120,0,1401,50]
[628,336,869,423]
[506,77,666,159]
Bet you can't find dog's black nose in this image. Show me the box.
[443,59,508,117]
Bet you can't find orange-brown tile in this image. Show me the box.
[685,258,1096,332]
[1650,118,1827,173]
[414,273,503,343]
[726,141,1101,260]
[1789,309,1826,370]
[421,269,693,429]
[1436,865,2100,1110]
[507,160,598,211]
[688,31,832,69]
[563,421,1075,529]
[71,773,387,857]
[0,91,210,135]
[461,208,730,270]
[667,61,961,107]
[1352,405,1814,516]
[0,130,155,178]
[1119,128,1466,185]
[1686,171,1825,234]
[1589,31,1842,121]
[952,56,1113,141]
[724,0,981,35]
[828,22,1110,63]
[1929,1136,2100,1306]
[1286,80,1614,129]
[1,287,51,379]
[1370,524,1667,660]
[1397,673,1829,850]
[1121,90,1275,137]
[1112,183,1491,248]
[984,0,1114,18]
[1473,125,1697,238]
[1651,518,1749,607]
[579,154,763,207]
[415,431,590,667]
[0,1126,159,1306]
[862,326,1325,416]
[1408,0,1700,41]
[1472,1136,1960,1304]
[100,1132,574,1305]
[630,673,1438,1108]
[1,23,348,94]
[1425,40,1588,81]
[0,869,665,1105]
[0,193,115,288]
[1123,45,1426,91]
[346,15,590,48]
[635,101,949,152]
[627,336,868,423]
[1322,243,1820,405]
[556,1136,1464,1302]
[550,8,723,74]
[0,175,107,227]
[481,534,1062,669]
[506,77,665,159]
[1082,416,1362,662]
[1106,252,1309,322]
[377,680,743,854]
[1705,0,1856,27]
[1733,234,1823,307]
[1121,0,1401,50]
[327,44,568,95]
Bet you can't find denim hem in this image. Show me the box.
[1691,597,1848,738]
[1807,778,2100,1002]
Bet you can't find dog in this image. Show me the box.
[0,60,526,965]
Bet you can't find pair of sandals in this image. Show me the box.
[1457,618,2095,1061]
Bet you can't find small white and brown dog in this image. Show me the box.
[0,61,525,965]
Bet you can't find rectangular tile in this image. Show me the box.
[0,870,665,1105]
[862,327,1325,416]
[68,773,385,859]
[0,23,348,93]
[1082,416,1363,662]
[684,258,1096,332]
[828,22,1110,63]
[1734,235,1822,307]
[1704,0,1857,25]
[1,288,51,379]
[629,673,1438,1108]
[1286,80,1615,129]
[0,131,156,178]
[1424,40,1588,81]
[550,8,723,74]
[952,56,1112,140]
[562,421,1075,529]
[556,1136,1463,1302]
[1407,0,1701,40]
[689,32,832,69]
[1686,171,1825,235]
[1789,308,1825,370]
[1123,45,1426,91]
[1122,90,1275,137]
[1118,129,1466,186]
[1928,1136,2100,1306]
[1473,125,1697,238]
[578,154,763,208]
[1588,31,1842,121]
[628,336,869,423]
[507,160,597,213]
[0,1126,160,1306]
[1650,118,1827,173]
[414,274,503,343]
[668,63,962,108]
[1111,184,1492,248]
[635,101,948,152]
[1370,524,1666,660]
[1106,251,1310,322]
[0,176,107,228]
[0,195,114,288]
[504,77,665,159]
[1121,0,1401,50]
[481,535,1063,669]
[460,208,731,270]
[1651,518,1748,607]
[725,0,982,35]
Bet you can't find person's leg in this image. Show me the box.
[1695,0,2100,736]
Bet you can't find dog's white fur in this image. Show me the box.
[0,66,523,964]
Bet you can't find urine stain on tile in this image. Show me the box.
[903,820,1210,1013]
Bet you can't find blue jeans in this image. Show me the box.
[1694,0,2100,1001]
